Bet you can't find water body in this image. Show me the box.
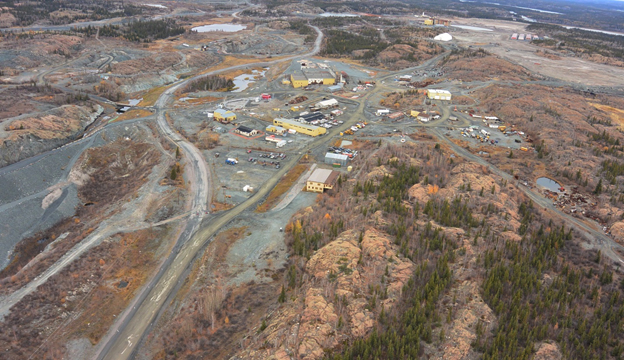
[232,69,267,93]
[451,24,494,31]
[512,5,563,14]
[318,12,359,17]
[142,3,167,8]
[537,177,563,192]
[564,26,624,37]
[191,24,247,33]
[119,98,142,112]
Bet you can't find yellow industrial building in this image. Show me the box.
[426,89,452,101]
[214,108,237,122]
[290,69,336,88]
[273,118,326,136]
[290,73,309,88]
[410,110,421,117]
[306,168,339,193]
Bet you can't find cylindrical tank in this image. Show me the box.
[347,166,353,172]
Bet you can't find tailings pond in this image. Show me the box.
[537,177,563,192]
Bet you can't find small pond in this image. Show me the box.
[537,177,563,192]
[232,68,266,93]
[191,24,247,32]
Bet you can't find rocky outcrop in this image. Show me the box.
[440,281,496,360]
[0,105,102,168]
[610,221,624,241]
[275,3,323,14]
[534,341,562,360]
[0,11,17,28]
[236,228,414,360]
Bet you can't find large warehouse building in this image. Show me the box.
[273,118,326,136]
[290,68,337,88]
[426,89,452,101]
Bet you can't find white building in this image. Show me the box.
[426,89,452,101]
[315,98,339,109]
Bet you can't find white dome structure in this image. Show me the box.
[434,33,453,41]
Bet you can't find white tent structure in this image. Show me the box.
[434,33,453,41]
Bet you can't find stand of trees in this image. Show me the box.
[289,20,315,43]
[73,19,185,42]
[281,142,624,359]
[185,75,235,93]
[3,0,143,27]
[320,29,388,58]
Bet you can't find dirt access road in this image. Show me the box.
[429,127,624,264]
[94,25,325,360]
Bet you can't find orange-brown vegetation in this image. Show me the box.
[256,163,309,212]
[234,142,514,359]
[380,90,425,110]
[111,52,181,75]
[535,49,562,60]
[112,108,153,122]
[78,139,160,204]
[148,226,275,360]
[0,226,169,359]
[3,104,95,142]
[441,48,533,81]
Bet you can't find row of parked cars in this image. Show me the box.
[328,146,358,158]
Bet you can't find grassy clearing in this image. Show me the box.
[590,103,624,129]
[64,228,168,345]
[256,164,308,213]
[112,109,153,122]
[138,85,169,107]
[265,60,290,82]
[175,96,221,107]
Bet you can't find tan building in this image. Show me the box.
[306,168,339,193]
[273,118,326,137]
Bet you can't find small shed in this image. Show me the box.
[328,84,343,92]
[266,125,287,135]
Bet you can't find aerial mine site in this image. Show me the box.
[1,0,624,359]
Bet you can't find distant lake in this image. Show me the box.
[512,5,563,14]
[192,24,247,32]
[318,12,359,17]
[564,26,624,37]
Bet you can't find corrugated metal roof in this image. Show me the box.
[308,168,334,183]
[325,152,348,160]
[275,118,320,131]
